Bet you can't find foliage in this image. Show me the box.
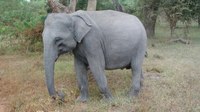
[96,0,114,10]
[134,0,161,38]
[161,0,193,23]
[0,0,46,53]
[76,0,88,10]
[76,0,114,11]
[160,0,199,38]
[188,0,200,20]
[0,0,46,36]
[120,0,139,15]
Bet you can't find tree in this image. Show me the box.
[112,0,125,12]
[59,0,67,6]
[161,0,198,39]
[161,0,182,37]
[47,0,77,13]
[138,0,200,39]
[87,0,97,11]
[198,17,200,27]
[69,0,78,12]
[140,0,161,38]
[190,0,200,27]
[47,0,97,12]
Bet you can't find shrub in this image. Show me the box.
[0,0,46,53]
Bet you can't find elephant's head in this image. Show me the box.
[42,11,92,99]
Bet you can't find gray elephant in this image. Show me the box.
[42,10,147,102]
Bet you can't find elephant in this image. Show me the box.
[42,10,147,102]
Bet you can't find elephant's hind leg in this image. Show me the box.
[129,49,145,97]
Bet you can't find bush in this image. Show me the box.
[0,0,46,53]
[22,23,44,52]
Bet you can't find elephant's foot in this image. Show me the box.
[76,95,88,102]
[102,95,113,102]
[51,91,65,102]
[128,88,140,97]
[102,91,113,101]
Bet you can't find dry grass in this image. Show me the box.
[0,40,200,112]
[1,23,200,111]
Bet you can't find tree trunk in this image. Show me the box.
[87,0,97,11]
[144,17,157,38]
[198,16,200,27]
[112,0,125,12]
[141,0,161,38]
[47,0,77,13]
[69,0,77,12]
[59,0,67,6]
[164,9,179,38]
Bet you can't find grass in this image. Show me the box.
[0,24,200,111]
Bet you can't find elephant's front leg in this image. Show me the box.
[87,56,113,100]
[74,57,89,102]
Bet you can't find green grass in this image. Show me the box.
[0,23,200,111]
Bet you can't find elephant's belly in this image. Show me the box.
[104,41,135,70]
[105,61,131,70]
[101,31,140,70]
[104,52,132,70]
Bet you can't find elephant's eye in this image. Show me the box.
[55,37,63,45]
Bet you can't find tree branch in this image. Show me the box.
[112,0,125,12]
[47,0,77,13]
[87,0,97,11]
[170,38,191,44]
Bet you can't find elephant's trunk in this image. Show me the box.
[44,45,58,98]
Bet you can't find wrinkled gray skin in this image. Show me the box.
[42,10,147,102]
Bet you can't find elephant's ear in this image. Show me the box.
[73,11,92,43]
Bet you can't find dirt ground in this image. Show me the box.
[0,55,44,112]
[0,42,200,111]
[0,98,10,112]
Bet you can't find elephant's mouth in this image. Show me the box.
[55,56,59,62]
[57,48,72,61]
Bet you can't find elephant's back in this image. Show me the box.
[87,10,145,39]
[87,10,137,20]
[87,10,146,45]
